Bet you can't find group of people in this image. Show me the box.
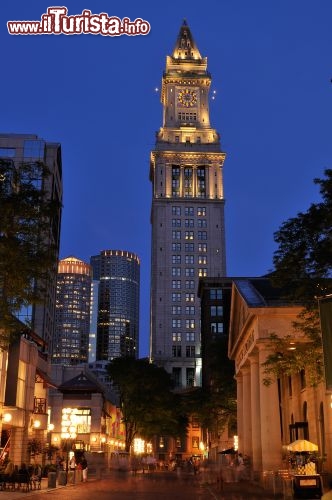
[68,455,89,482]
[0,460,42,489]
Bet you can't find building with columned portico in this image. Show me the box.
[228,277,332,479]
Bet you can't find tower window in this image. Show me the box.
[186,346,196,357]
[185,255,194,264]
[172,219,181,227]
[185,219,194,227]
[172,345,182,357]
[210,288,222,299]
[185,207,194,216]
[197,219,207,227]
[198,231,207,240]
[185,243,194,252]
[172,332,181,342]
[178,112,197,122]
[210,305,223,316]
[211,322,224,334]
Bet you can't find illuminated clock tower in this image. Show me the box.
[149,21,226,387]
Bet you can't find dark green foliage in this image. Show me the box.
[107,357,188,451]
[0,159,60,345]
[272,169,332,300]
[178,335,237,439]
[263,169,332,386]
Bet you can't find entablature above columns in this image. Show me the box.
[151,150,225,166]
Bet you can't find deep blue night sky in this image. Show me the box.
[1,1,332,357]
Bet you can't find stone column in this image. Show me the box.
[236,371,244,453]
[192,167,197,198]
[259,346,282,471]
[242,364,252,457]
[250,351,262,473]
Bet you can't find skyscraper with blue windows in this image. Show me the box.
[53,256,92,365]
[90,250,140,361]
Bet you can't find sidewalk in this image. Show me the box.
[0,475,89,500]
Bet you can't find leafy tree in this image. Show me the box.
[182,335,237,439]
[263,169,332,385]
[107,357,188,452]
[0,159,60,346]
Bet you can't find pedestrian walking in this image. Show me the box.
[69,456,76,471]
[81,457,88,482]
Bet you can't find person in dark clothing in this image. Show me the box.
[81,457,88,482]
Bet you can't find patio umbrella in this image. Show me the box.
[286,440,318,452]
[218,448,236,454]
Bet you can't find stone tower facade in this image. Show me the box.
[150,21,226,387]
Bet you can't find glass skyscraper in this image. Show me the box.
[90,250,140,361]
[53,256,92,365]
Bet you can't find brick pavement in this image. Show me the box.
[0,472,288,500]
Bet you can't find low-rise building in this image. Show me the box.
[228,278,332,478]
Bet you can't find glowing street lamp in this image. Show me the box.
[61,408,78,483]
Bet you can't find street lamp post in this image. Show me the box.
[61,408,78,484]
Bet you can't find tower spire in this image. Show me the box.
[172,20,202,60]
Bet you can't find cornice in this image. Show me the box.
[151,150,226,165]
[163,77,211,86]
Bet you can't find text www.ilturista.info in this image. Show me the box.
[7,7,151,36]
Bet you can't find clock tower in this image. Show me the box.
[149,21,226,387]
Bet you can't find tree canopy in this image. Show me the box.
[272,168,332,299]
[263,169,332,386]
[107,357,188,452]
[0,159,60,345]
[195,334,237,435]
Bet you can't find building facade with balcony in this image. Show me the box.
[0,133,62,466]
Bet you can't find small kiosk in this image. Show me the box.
[286,440,323,499]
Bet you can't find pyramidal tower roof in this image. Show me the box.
[171,19,202,61]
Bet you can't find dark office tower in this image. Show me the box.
[0,134,62,348]
[53,256,92,365]
[91,250,140,361]
[149,22,226,387]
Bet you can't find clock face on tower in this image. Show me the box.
[177,88,198,107]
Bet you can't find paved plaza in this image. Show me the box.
[0,469,288,500]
